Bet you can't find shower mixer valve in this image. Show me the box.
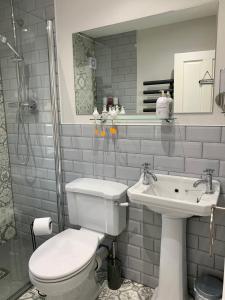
[20,99,38,113]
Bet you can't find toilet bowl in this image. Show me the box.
[29,228,104,300]
[29,178,128,300]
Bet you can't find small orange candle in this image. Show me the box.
[95,128,99,136]
[110,127,117,135]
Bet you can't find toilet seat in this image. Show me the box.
[30,256,94,283]
[29,229,99,282]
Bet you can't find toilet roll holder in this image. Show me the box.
[29,220,52,298]
[30,221,37,251]
[30,218,53,251]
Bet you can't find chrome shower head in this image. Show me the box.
[0,34,7,44]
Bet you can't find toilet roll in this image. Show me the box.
[33,217,52,236]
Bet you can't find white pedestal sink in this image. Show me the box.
[127,174,220,300]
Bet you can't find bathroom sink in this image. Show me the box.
[128,174,220,218]
[128,174,220,300]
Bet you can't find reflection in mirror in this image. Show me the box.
[73,33,97,115]
[72,13,217,116]
[73,31,137,115]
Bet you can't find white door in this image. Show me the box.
[174,50,215,113]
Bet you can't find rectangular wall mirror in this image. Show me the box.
[72,6,217,117]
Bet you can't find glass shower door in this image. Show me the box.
[0,0,57,298]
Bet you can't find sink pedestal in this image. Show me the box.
[128,174,220,299]
[152,216,188,300]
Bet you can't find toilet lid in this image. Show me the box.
[29,229,98,281]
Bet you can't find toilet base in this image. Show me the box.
[31,259,101,300]
[45,274,101,300]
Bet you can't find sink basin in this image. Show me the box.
[128,174,220,218]
[127,174,220,300]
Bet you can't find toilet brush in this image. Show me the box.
[107,240,122,290]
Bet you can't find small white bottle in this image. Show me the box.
[115,105,120,114]
[93,107,99,120]
[108,106,112,115]
[156,90,169,119]
[110,106,117,120]
[120,106,126,115]
[102,105,108,120]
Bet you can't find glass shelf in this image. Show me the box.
[90,115,176,123]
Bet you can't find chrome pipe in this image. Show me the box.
[209,206,215,256]
[46,20,64,232]
[10,0,17,47]
[209,205,225,256]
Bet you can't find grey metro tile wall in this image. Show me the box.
[186,126,222,142]
[60,124,225,289]
[1,0,224,285]
[0,0,58,239]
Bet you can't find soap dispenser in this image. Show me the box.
[156,90,169,119]
[93,107,99,120]
[110,106,117,120]
[102,105,108,121]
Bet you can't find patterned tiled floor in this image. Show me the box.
[99,279,153,299]
[18,279,153,300]
[0,238,32,300]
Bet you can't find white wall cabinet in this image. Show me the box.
[174,50,215,113]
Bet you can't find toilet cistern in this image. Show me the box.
[142,163,157,185]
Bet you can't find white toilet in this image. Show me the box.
[28,178,128,300]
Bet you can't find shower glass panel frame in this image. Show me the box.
[0,0,60,299]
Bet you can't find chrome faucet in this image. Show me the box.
[193,169,214,194]
[142,163,157,185]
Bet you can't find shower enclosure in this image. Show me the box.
[0,0,62,299]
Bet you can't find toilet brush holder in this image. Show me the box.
[107,241,122,290]
[107,257,122,290]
